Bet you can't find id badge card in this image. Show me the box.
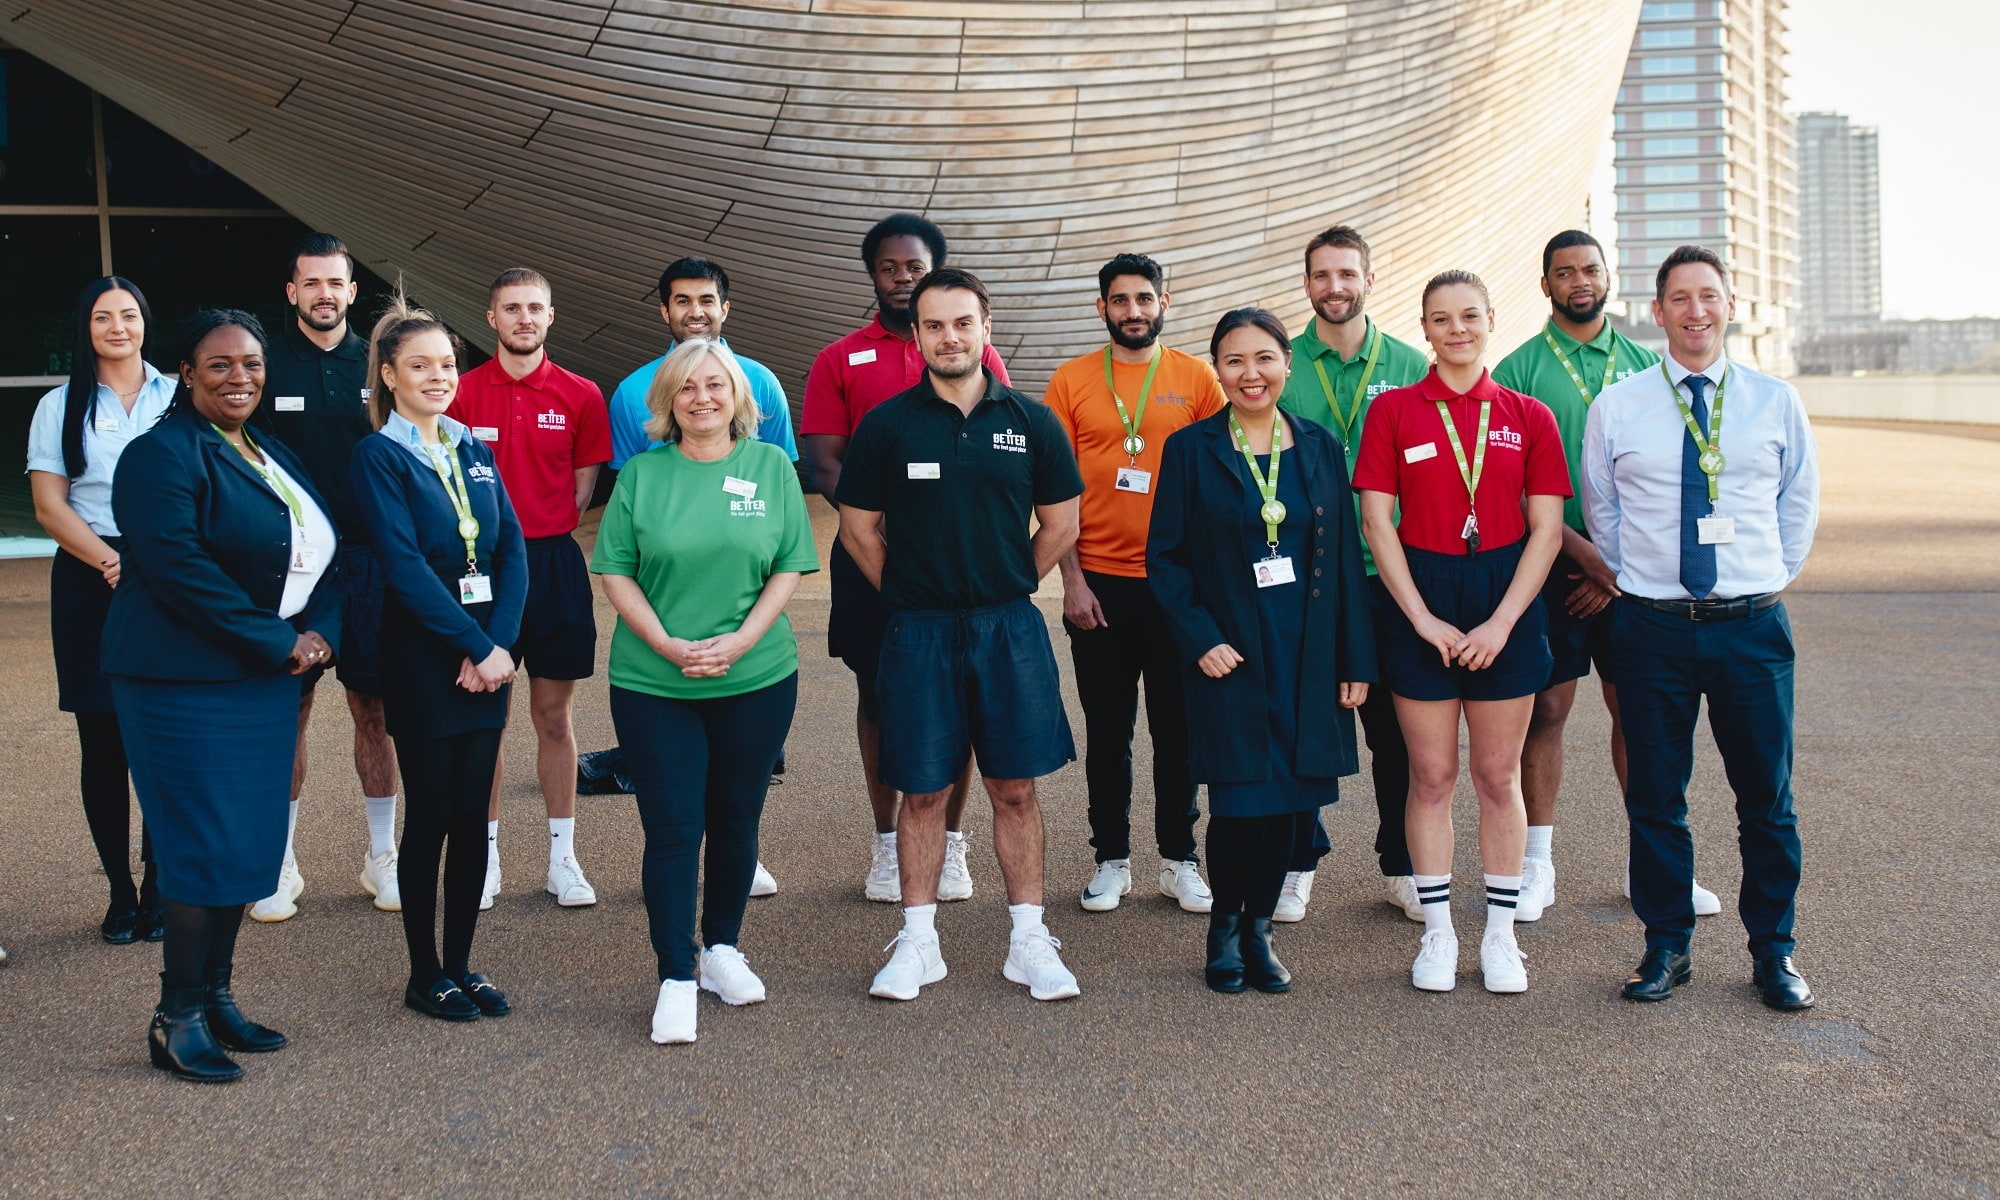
[459,573,493,605]
[1114,466,1152,494]
[1697,515,1736,545]
[289,543,320,574]
[1253,556,1296,589]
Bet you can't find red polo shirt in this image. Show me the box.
[800,315,1011,438]
[451,356,611,538]
[1352,367,1570,555]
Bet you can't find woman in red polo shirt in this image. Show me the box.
[1353,270,1567,997]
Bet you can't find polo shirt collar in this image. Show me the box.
[382,410,475,463]
[502,354,555,391]
[1544,317,1614,355]
[1663,352,1730,388]
[281,320,365,361]
[1414,365,1502,403]
[913,365,1005,411]
[1297,316,1378,366]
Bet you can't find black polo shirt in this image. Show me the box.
[249,321,372,537]
[836,367,1083,611]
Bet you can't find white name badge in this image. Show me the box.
[275,395,306,412]
[848,348,878,367]
[94,416,121,433]
[1114,467,1152,494]
[722,475,758,499]
[907,462,941,480]
[1405,441,1438,464]
[1253,556,1297,588]
[472,426,500,443]
[1697,515,1736,545]
[459,573,493,605]
[290,544,320,574]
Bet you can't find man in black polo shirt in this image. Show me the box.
[837,269,1085,1003]
[246,232,402,921]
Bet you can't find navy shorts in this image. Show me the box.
[515,535,597,681]
[323,542,384,697]
[1379,540,1551,703]
[1541,551,1615,688]
[875,598,1076,794]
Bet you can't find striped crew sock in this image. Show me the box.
[1414,873,1452,934]
[1485,873,1523,935]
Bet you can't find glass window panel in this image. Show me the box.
[0,50,98,205]
[101,101,275,209]
[0,218,104,376]
[1639,28,1698,47]
[1641,56,1698,75]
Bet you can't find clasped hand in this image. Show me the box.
[1413,614,1512,672]
[657,631,752,679]
[456,646,517,693]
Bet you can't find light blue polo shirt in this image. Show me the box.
[25,363,177,536]
[607,338,798,469]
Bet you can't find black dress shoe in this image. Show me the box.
[1621,948,1693,1001]
[457,973,510,1017]
[1205,913,1247,993]
[1240,917,1292,994]
[405,978,481,1022]
[99,906,139,945]
[206,966,287,1053]
[1752,955,1815,1011]
[148,982,243,1083]
[137,905,166,943]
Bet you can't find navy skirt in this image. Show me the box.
[111,674,300,906]
[1379,539,1551,702]
[51,538,122,714]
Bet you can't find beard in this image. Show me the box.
[299,302,346,332]
[1105,313,1165,351]
[1556,290,1607,325]
[501,329,548,356]
[1312,292,1364,326]
[925,351,982,380]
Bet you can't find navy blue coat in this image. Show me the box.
[1146,408,1377,785]
[102,405,342,681]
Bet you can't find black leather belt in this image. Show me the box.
[1625,592,1780,622]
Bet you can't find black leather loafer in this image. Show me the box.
[100,906,139,946]
[405,978,481,1022]
[1621,948,1693,1001]
[137,905,166,943]
[457,973,510,1017]
[1752,955,1815,1010]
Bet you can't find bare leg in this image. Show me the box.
[291,685,317,803]
[529,677,578,820]
[1465,697,1533,878]
[346,690,399,797]
[1602,680,1629,793]
[985,777,1045,905]
[858,709,899,834]
[896,786,951,906]
[1520,678,1578,827]
[943,759,974,835]
[1397,696,1464,876]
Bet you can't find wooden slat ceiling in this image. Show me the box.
[5,1,1639,402]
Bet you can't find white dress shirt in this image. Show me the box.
[255,453,336,619]
[1582,352,1819,601]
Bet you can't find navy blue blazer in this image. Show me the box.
[1146,408,1378,784]
[102,405,342,681]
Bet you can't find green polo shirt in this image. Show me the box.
[1283,316,1429,574]
[1493,318,1661,533]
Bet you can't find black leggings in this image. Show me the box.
[159,900,244,989]
[1207,813,1299,920]
[395,728,502,985]
[611,676,796,982]
[75,712,154,910]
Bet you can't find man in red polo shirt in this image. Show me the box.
[451,267,611,911]
[801,213,1010,905]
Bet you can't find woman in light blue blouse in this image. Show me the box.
[25,276,178,945]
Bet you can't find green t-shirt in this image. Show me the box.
[591,438,820,699]
[1283,315,1430,574]
[1492,318,1661,533]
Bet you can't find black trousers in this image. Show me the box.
[1208,813,1296,920]
[1362,576,1414,877]
[395,728,502,984]
[75,712,154,909]
[1064,571,1199,864]
[611,675,797,982]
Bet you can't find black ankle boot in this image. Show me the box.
[1241,917,1292,993]
[1205,913,1247,993]
[206,966,286,1053]
[148,978,243,1082]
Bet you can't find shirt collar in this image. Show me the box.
[1663,351,1731,388]
[1544,318,1615,355]
[497,354,554,391]
[381,410,474,463]
[283,321,366,361]
[1297,316,1377,365]
[1414,365,1502,403]
[913,365,1005,411]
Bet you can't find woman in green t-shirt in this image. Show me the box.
[591,337,819,1046]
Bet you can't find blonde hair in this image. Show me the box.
[366,285,460,430]
[644,338,759,444]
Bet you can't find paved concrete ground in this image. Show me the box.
[1,420,1996,1197]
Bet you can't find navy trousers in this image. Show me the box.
[1608,598,1801,958]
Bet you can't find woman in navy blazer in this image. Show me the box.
[1147,308,1376,994]
[104,309,341,1082]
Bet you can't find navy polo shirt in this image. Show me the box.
[249,322,372,537]
[836,367,1082,612]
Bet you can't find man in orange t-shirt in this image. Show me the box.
[1043,253,1225,916]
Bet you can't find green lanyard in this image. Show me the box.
[1310,324,1382,441]
[212,423,303,529]
[1433,395,1492,553]
[1102,345,1163,460]
[423,437,481,571]
[1540,320,1616,408]
[1663,360,1729,505]
[1227,407,1287,551]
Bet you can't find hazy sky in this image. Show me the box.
[1786,1,1993,319]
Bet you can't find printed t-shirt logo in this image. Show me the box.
[992,428,1028,454]
[468,462,499,482]
[1153,391,1190,408]
[1488,425,1524,450]
[537,409,568,430]
[729,498,769,517]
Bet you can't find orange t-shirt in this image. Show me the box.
[1043,345,1226,578]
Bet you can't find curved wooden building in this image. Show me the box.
[8,2,1639,394]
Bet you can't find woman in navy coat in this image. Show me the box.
[1147,308,1376,994]
[104,309,341,1081]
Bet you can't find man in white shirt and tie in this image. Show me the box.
[1582,244,1820,1011]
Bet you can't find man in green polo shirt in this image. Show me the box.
[1278,224,1429,925]
[1492,229,1716,924]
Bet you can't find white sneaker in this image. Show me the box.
[865,838,901,903]
[1002,926,1081,1001]
[869,931,946,1000]
[1692,879,1723,917]
[546,856,597,907]
[1412,928,1459,992]
[1386,875,1425,922]
[938,833,974,902]
[650,979,698,1044]
[1158,859,1214,913]
[1516,857,1554,923]
[1480,929,1528,993]
[359,850,401,912]
[1273,870,1315,923]
[1080,860,1132,912]
[249,862,304,923]
[480,859,500,911]
[749,861,778,898]
[698,945,767,1006]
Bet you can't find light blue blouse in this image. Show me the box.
[24,363,177,537]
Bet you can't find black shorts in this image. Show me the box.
[318,542,385,698]
[515,535,597,681]
[50,538,121,714]
[1379,540,1551,703]
[1541,552,1615,688]
[828,538,891,712]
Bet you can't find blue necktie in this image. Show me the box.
[1678,373,1717,600]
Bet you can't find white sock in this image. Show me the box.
[549,817,575,866]
[1486,872,1522,936]
[1525,825,1553,863]
[902,902,937,938]
[1007,902,1045,936]
[878,830,897,850]
[487,820,500,864]
[1414,873,1452,934]
[365,795,397,857]
[945,829,965,847]
[282,801,299,871]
